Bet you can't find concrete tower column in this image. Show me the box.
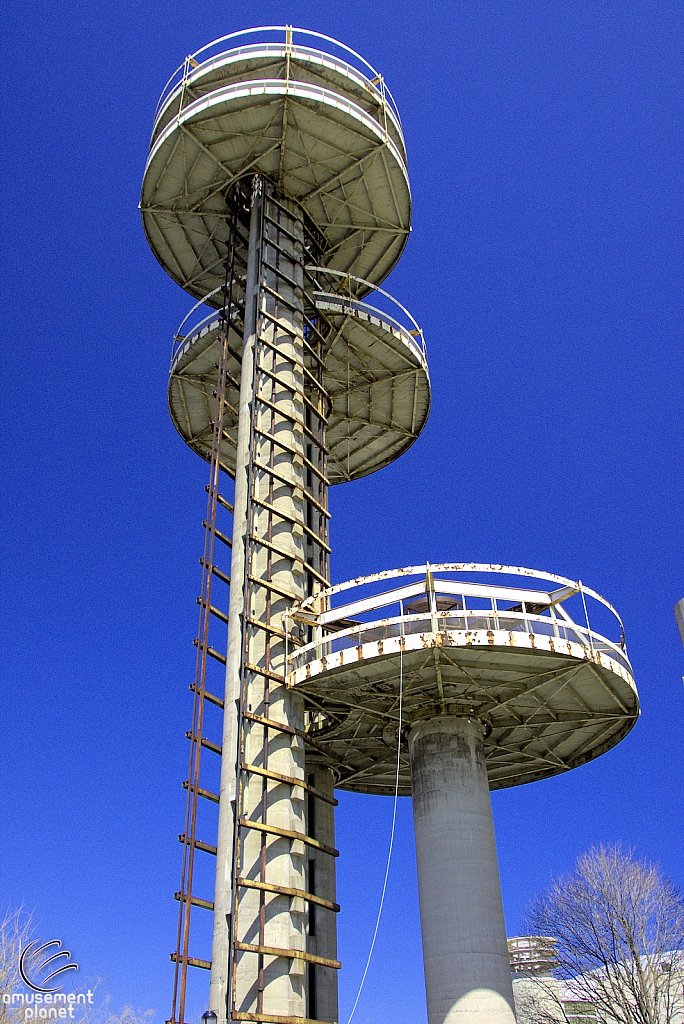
[408,716,516,1024]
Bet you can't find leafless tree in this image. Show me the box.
[1,908,35,1024]
[521,844,684,1024]
[0,909,154,1024]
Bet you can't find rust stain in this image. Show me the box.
[487,630,494,646]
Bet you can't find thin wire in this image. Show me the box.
[346,607,405,1024]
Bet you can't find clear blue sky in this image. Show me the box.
[1,2,682,1023]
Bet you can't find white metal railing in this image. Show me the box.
[152,27,402,141]
[287,563,631,676]
[170,270,426,372]
[310,267,427,362]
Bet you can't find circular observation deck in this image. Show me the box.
[286,564,639,794]
[168,269,430,483]
[141,27,411,304]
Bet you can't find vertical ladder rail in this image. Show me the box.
[171,200,240,1024]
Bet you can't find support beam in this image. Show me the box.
[408,716,516,1024]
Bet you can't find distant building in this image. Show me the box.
[675,599,684,648]
[509,936,684,1023]
[509,937,597,1022]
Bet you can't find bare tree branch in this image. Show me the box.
[518,845,684,1024]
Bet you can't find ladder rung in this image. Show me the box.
[174,892,214,911]
[197,597,229,624]
[257,325,330,401]
[200,558,231,586]
[243,710,295,736]
[253,393,330,454]
[187,732,222,755]
[169,952,211,970]
[249,497,331,553]
[233,942,341,970]
[244,663,286,684]
[242,711,340,761]
[178,833,217,856]
[203,521,232,547]
[244,617,291,643]
[253,427,329,486]
[247,534,329,588]
[205,485,234,513]
[192,643,227,667]
[247,573,299,603]
[190,679,225,705]
[237,876,339,912]
[183,780,219,804]
[238,819,338,857]
[251,460,329,519]
[232,1014,335,1024]
[241,762,337,806]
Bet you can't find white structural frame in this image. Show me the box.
[170,269,427,369]
[152,26,403,132]
[290,563,629,672]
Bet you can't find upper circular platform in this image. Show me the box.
[287,564,639,794]
[141,27,411,303]
[169,269,430,483]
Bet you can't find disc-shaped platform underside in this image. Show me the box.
[169,296,430,483]
[293,630,639,794]
[142,45,411,303]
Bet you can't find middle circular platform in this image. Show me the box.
[169,272,431,483]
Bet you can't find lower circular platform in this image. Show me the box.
[168,279,430,483]
[287,564,639,793]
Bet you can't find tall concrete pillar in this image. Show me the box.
[306,767,338,1024]
[408,716,516,1024]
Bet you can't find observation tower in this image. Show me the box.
[141,26,429,1024]
[141,25,639,1024]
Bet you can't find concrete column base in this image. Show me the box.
[409,716,516,1024]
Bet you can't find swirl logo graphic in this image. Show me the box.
[19,940,79,993]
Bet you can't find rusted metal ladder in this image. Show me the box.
[170,200,241,1024]
[227,186,341,1024]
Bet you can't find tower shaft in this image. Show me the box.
[408,716,516,1024]
[211,178,337,1023]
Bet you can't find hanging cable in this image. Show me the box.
[346,604,405,1024]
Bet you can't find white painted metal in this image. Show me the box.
[295,563,626,626]
[409,716,516,1024]
[289,564,638,795]
[141,28,411,303]
[314,581,579,627]
[167,272,430,483]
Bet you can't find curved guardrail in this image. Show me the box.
[170,269,427,371]
[152,26,402,139]
[288,563,631,676]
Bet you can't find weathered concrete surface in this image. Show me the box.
[409,716,516,1024]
